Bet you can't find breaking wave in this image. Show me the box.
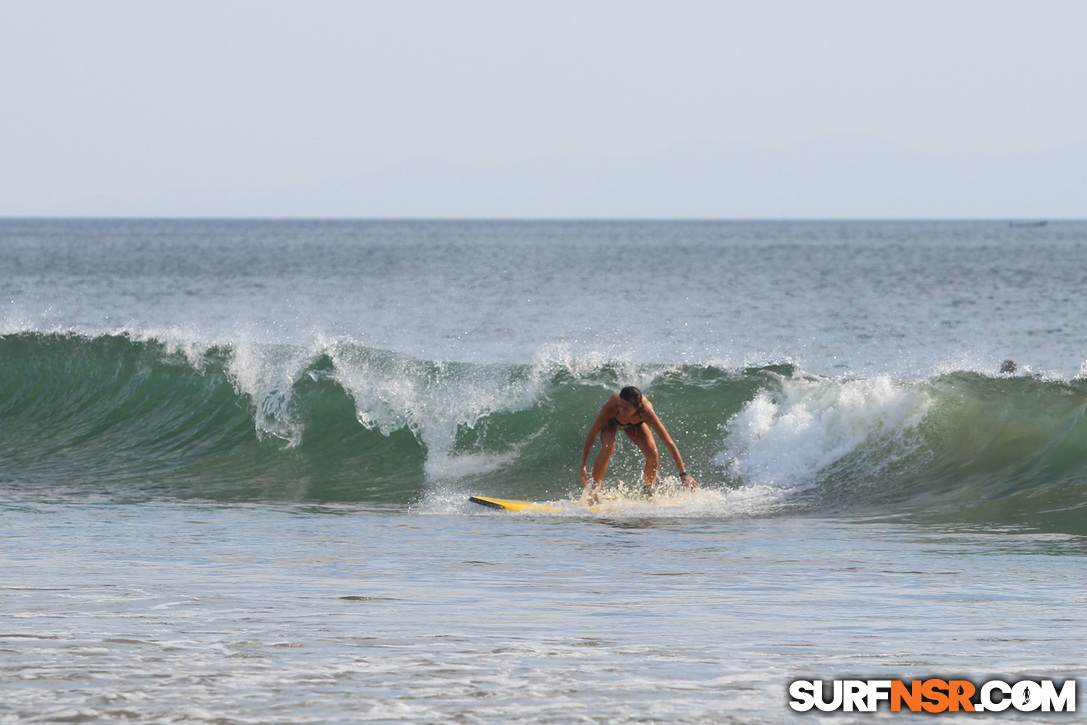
[2,332,1085,533]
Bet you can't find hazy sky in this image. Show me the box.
[2,1,1085,217]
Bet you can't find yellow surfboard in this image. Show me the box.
[468,496,563,513]
[468,494,680,514]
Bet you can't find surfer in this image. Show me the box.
[579,386,699,503]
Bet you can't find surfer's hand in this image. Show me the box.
[681,473,699,490]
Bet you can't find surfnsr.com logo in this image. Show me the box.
[789,679,1077,713]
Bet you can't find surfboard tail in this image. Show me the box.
[468,495,562,513]
[468,496,509,510]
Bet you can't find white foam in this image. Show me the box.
[328,340,546,480]
[430,484,788,520]
[225,336,318,447]
[716,373,930,491]
[423,449,522,481]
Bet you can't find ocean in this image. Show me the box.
[1,219,1085,723]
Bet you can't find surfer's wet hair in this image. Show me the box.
[619,386,643,407]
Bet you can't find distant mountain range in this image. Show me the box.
[44,136,1087,219]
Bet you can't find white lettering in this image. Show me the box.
[1039,682,1073,713]
[867,680,892,711]
[981,680,1012,712]
[814,680,843,712]
[788,680,815,712]
[1013,680,1042,711]
[843,680,868,712]
[1041,680,1076,712]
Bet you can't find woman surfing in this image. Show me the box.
[579,386,699,503]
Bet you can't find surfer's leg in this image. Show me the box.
[592,426,617,482]
[587,425,618,504]
[626,424,659,486]
[592,424,618,487]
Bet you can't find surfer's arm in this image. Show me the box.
[579,425,602,486]
[579,431,595,486]
[643,405,699,490]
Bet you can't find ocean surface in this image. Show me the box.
[2,219,1086,723]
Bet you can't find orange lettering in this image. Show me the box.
[891,680,922,712]
[921,679,949,713]
[948,680,976,712]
